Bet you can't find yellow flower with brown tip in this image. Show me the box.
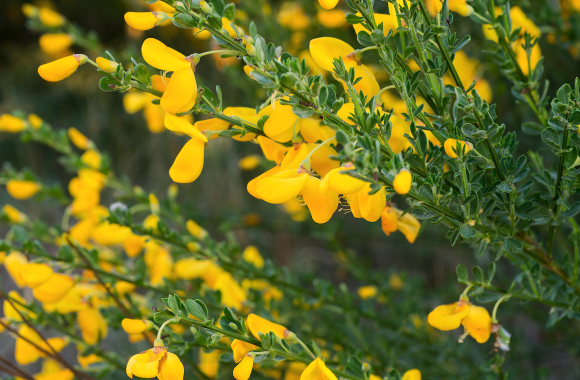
[247,313,289,339]
[38,54,88,82]
[301,357,338,380]
[126,343,184,380]
[124,12,170,30]
[39,33,73,55]
[393,169,412,195]
[6,179,41,200]
[233,354,254,380]
[309,37,380,97]
[231,340,258,363]
[142,38,197,114]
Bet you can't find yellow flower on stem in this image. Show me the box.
[3,204,27,224]
[353,1,402,35]
[448,0,474,16]
[381,206,421,243]
[233,354,254,380]
[39,33,73,55]
[214,272,247,310]
[80,149,102,169]
[142,38,197,114]
[310,37,380,97]
[77,306,108,345]
[122,319,153,334]
[424,0,443,18]
[28,113,43,129]
[247,313,289,339]
[0,114,26,133]
[461,305,492,343]
[301,357,337,380]
[6,179,41,200]
[317,9,348,29]
[231,340,258,363]
[427,301,471,331]
[243,246,264,268]
[347,183,386,222]
[38,54,88,82]
[199,349,220,378]
[95,57,119,73]
[319,164,365,195]
[444,51,492,103]
[124,12,170,30]
[402,369,421,380]
[444,138,472,158]
[3,290,37,321]
[126,345,184,380]
[393,169,412,195]
[164,114,208,183]
[32,273,74,304]
[20,263,54,288]
[14,325,68,365]
[239,155,261,170]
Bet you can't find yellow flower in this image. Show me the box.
[263,103,301,143]
[301,357,338,380]
[68,127,91,150]
[124,12,170,30]
[402,369,421,380]
[144,242,174,285]
[444,51,492,103]
[199,349,221,378]
[243,245,264,268]
[39,8,65,27]
[444,138,472,158]
[0,114,26,133]
[427,301,471,331]
[32,273,74,304]
[277,3,310,31]
[32,359,75,380]
[187,219,209,239]
[233,355,254,380]
[461,305,492,343]
[142,38,197,114]
[80,149,102,169]
[164,114,208,183]
[20,263,54,288]
[39,33,73,55]
[389,273,404,290]
[239,155,261,170]
[310,37,380,97]
[352,1,402,36]
[4,251,28,288]
[3,290,37,321]
[393,169,412,195]
[448,0,474,16]
[96,57,119,73]
[319,165,365,195]
[247,313,289,339]
[28,114,43,129]
[126,345,184,380]
[424,0,443,18]
[15,325,68,365]
[231,340,258,363]
[6,180,41,200]
[122,318,153,334]
[318,0,339,11]
[3,204,27,224]
[300,119,336,145]
[38,54,88,82]
[317,10,347,29]
[347,183,386,222]
[213,272,247,310]
[78,352,103,369]
[78,307,108,345]
[358,285,378,300]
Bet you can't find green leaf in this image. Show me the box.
[134,64,150,85]
[557,83,571,104]
[488,262,496,282]
[292,105,315,119]
[562,202,580,217]
[186,299,208,321]
[223,3,235,20]
[98,77,122,92]
[223,306,238,322]
[153,312,177,324]
[496,181,512,193]
[211,0,225,17]
[459,224,476,239]
[172,13,197,28]
[456,264,469,284]
[476,239,488,257]
[356,31,373,47]
[541,127,560,150]
[472,266,484,283]
[345,13,365,24]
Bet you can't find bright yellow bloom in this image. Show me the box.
[15,325,68,365]
[187,219,209,239]
[310,37,380,97]
[6,179,41,199]
[214,272,247,310]
[199,349,220,378]
[347,183,386,222]
[247,313,289,339]
[320,165,365,195]
[301,357,338,380]
[461,305,492,343]
[358,285,378,299]
[243,245,264,268]
[96,57,119,73]
[38,54,87,82]
[164,114,207,183]
[353,1,402,35]
[318,0,339,10]
[32,273,74,304]
[20,263,54,288]
[142,38,197,114]
[381,206,421,243]
[144,243,174,285]
[317,10,347,29]
[233,355,254,380]
[300,118,336,144]
[393,169,412,195]
[239,155,261,170]
[80,149,102,169]
[39,33,73,55]
[4,251,28,287]
[448,0,474,16]
[231,340,258,363]
[126,345,184,380]
[444,138,472,158]
[427,301,471,331]
[402,369,421,380]
[0,114,26,133]
[78,307,108,344]
[28,113,43,129]
[39,8,65,27]
[277,3,310,31]
[78,351,104,369]
[3,204,27,224]
[68,127,91,150]
[3,290,37,321]
[389,273,404,290]
[424,0,443,18]
[124,12,170,30]
[31,359,74,380]
[444,51,492,103]
[122,318,153,334]
[263,103,301,143]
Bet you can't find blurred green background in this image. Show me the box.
[1,0,580,378]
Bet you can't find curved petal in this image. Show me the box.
[158,352,184,380]
[357,184,386,222]
[320,167,365,195]
[169,138,205,183]
[161,68,197,114]
[263,105,299,143]
[255,170,308,204]
[300,118,335,143]
[165,113,207,141]
[141,38,189,71]
[308,144,340,178]
[280,144,311,170]
[301,176,338,224]
[309,37,354,72]
[427,302,470,331]
[352,64,380,97]
[247,166,281,199]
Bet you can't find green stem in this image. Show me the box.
[547,123,570,257]
[491,294,511,323]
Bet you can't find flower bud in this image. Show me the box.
[38,54,87,82]
[200,1,213,14]
[6,180,41,200]
[39,33,73,55]
[68,127,91,150]
[393,169,412,195]
[96,57,119,73]
[246,43,256,57]
[124,12,169,31]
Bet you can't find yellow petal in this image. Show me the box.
[125,12,166,31]
[247,166,282,199]
[165,113,208,141]
[427,302,470,331]
[68,127,90,150]
[38,54,85,82]
[233,355,254,380]
[257,136,289,163]
[247,314,287,339]
[242,246,264,269]
[402,369,422,380]
[461,305,492,343]
[381,206,398,236]
[301,176,338,223]
[300,357,338,380]
[78,307,108,345]
[169,138,205,183]
[300,118,335,143]
[308,143,340,178]
[193,118,229,140]
[4,252,28,288]
[356,184,386,222]
[444,138,472,158]
[263,105,300,142]
[32,274,74,304]
[20,263,54,288]
[6,180,41,199]
[256,170,308,204]
[231,340,258,363]
[393,169,412,194]
[161,68,197,114]
[318,0,340,11]
[320,166,365,195]
[309,37,354,72]
[39,33,73,55]
[39,8,64,27]
[351,64,380,97]
[96,57,119,73]
[122,318,151,334]
[0,114,26,133]
[158,352,184,380]
[141,38,190,71]
[397,211,421,243]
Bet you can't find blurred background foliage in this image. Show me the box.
[1,0,580,378]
